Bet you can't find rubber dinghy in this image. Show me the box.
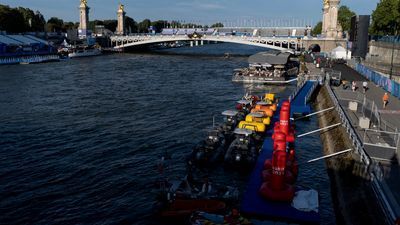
[190,129,226,165]
[224,128,258,168]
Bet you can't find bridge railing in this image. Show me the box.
[110,34,303,51]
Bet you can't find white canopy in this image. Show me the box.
[330,46,351,60]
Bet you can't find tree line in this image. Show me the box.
[0,4,223,35]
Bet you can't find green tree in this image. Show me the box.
[151,20,167,33]
[46,17,64,32]
[138,19,151,33]
[0,5,26,33]
[17,7,34,31]
[312,21,322,35]
[338,5,356,32]
[88,20,104,32]
[125,16,138,33]
[371,0,400,35]
[211,22,224,28]
[62,21,77,31]
[103,20,118,32]
[31,11,46,31]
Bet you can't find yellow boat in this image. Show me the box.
[245,112,271,125]
[238,120,266,133]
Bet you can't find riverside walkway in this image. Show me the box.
[326,63,400,224]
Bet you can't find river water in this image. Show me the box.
[0,44,335,225]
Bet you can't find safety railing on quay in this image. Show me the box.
[333,89,398,133]
[325,84,370,165]
[304,81,319,106]
[289,78,306,102]
[326,82,399,225]
[289,73,323,103]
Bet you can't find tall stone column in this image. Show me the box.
[78,0,90,39]
[327,0,340,38]
[116,4,126,35]
[322,1,330,37]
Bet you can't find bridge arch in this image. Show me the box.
[110,35,303,52]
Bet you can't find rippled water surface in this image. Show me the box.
[0,44,335,225]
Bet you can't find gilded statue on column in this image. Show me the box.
[323,0,329,6]
[119,4,124,11]
[81,0,87,5]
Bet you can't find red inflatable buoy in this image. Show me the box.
[272,131,285,141]
[282,100,290,108]
[262,168,296,184]
[259,181,295,202]
[279,109,290,135]
[270,150,286,191]
[263,159,272,170]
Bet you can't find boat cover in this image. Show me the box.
[221,110,239,116]
[247,112,264,118]
[237,100,252,105]
[248,52,291,66]
[256,101,271,106]
[233,128,253,136]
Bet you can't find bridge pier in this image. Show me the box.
[190,41,194,47]
[201,40,204,46]
[195,40,198,46]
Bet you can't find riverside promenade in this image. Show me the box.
[326,63,400,224]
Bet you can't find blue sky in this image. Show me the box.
[2,0,380,26]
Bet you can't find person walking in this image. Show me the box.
[383,92,389,108]
[351,81,357,92]
[362,81,368,93]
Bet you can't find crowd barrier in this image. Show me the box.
[355,63,400,98]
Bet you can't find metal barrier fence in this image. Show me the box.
[363,129,400,151]
[326,83,400,224]
[289,78,306,102]
[304,81,318,105]
[326,78,400,225]
[333,89,398,133]
[325,84,371,165]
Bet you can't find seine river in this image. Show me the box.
[0,44,335,225]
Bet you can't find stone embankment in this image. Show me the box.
[313,86,386,225]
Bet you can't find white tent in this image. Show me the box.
[330,46,351,60]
